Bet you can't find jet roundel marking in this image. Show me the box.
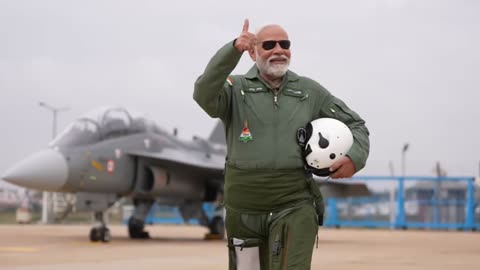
[107,160,115,174]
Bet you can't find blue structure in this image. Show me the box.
[324,176,479,231]
[126,176,479,231]
[132,203,217,225]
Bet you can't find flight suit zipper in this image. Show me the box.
[272,81,287,168]
[272,89,279,167]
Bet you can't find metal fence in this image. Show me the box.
[324,176,479,231]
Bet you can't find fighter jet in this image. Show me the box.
[2,106,369,242]
[2,107,227,241]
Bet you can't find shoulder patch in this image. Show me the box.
[226,77,234,86]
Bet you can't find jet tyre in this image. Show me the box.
[89,227,111,243]
[128,217,150,239]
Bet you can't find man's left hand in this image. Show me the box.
[329,156,356,179]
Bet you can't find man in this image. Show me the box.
[194,19,369,270]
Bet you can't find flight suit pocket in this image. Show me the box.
[240,213,266,237]
[282,88,311,124]
[240,88,271,124]
[270,223,290,270]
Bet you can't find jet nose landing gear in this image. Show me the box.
[90,226,111,242]
[89,211,111,243]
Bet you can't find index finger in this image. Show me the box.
[242,19,249,33]
[329,161,341,172]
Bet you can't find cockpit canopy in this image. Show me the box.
[50,107,168,147]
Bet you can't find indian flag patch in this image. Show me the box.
[239,120,253,143]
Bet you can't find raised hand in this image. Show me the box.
[234,19,257,53]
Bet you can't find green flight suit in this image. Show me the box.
[194,41,370,270]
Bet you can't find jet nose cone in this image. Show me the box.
[2,149,68,191]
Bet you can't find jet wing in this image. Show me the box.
[127,148,225,175]
[317,180,371,199]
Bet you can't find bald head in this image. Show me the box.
[256,24,289,41]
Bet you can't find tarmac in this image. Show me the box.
[1,224,479,270]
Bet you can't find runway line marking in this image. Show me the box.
[0,247,39,252]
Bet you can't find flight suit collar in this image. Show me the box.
[245,65,300,82]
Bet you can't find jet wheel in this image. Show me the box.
[89,227,111,243]
[90,228,99,242]
[128,217,150,239]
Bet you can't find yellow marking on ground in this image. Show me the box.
[0,247,38,252]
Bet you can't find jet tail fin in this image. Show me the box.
[208,121,226,146]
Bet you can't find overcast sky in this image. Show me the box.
[0,0,479,190]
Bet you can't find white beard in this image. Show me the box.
[256,54,290,79]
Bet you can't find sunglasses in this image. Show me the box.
[259,40,291,50]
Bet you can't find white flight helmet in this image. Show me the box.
[297,118,353,176]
